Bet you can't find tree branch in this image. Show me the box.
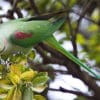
[0,8,99,25]
[49,87,92,99]
[35,43,100,100]
[29,0,40,15]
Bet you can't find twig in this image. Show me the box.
[29,0,40,15]
[49,87,92,99]
[27,60,69,74]
[12,0,19,10]
[35,42,100,100]
[72,0,93,57]
[66,15,77,57]
[0,8,99,25]
[36,43,82,78]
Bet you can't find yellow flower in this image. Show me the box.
[21,70,37,81]
[8,64,37,84]
[6,86,22,100]
[8,64,21,84]
[8,73,20,85]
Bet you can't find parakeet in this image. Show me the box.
[0,16,99,79]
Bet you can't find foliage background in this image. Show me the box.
[0,0,100,100]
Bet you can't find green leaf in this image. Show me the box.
[34,95,46,100]
[75,96,86,100]
[35,0,51,12]
[21,70,37,81]
[22,86,33,100]
[27,50,36,60]
[55,1,63,10]
[0,88,8,95]
[34,72,48,77]
[91,8,99,22]
[0,64,3,72]
[9,53,26,63]
[0,94,7,100]
[5,86,22,100]
[69,0,76,7]
[0,79,12,90]
[17,1,28,9]
[6,86,16,100]
[12,87,22,100]
[88,24,99,32]
[77,34,85,45]
[31,85,47,93]
[88,33,100,65]
[32,72,49,87]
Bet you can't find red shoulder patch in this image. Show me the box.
[15,31,32,39]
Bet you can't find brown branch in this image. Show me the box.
[34,45,62,64]
[29,0,40,15]
[36,43,83,78]
[71,0,93,57]
[0,7,99,25]
[63,1,94,78]
[71,9,99,25]
[7,0,20,19]
[27,60,69,74]
[12,0,19,10]
[11,0,23,18]
[79,0,93,22]
[0,0,22,19]
[34,43,100,100]
[67,15,77,57]
[49,87,92,99]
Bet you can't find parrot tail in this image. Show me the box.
[45,36,100,79]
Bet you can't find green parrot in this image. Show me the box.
[0,16,99,79]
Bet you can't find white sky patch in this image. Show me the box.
[54,31,73,51]
[48,31,91,100]
[50,75,88,92]
[48,90,76,100]
[54,31,66,41]
[96,81,100,87]
[0,0,11,22]
[48,75,88,100]
[62,41,73,51]
[21,9,28,17]
[0,0,11,14]
[49,64,67,71]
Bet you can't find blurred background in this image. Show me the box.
[0,0,100,100]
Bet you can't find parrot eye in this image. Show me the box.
[15,31,32,39]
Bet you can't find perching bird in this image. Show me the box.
[0,15,99,79]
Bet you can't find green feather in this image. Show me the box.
[0,16,100,79]
[45,36,100,79]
